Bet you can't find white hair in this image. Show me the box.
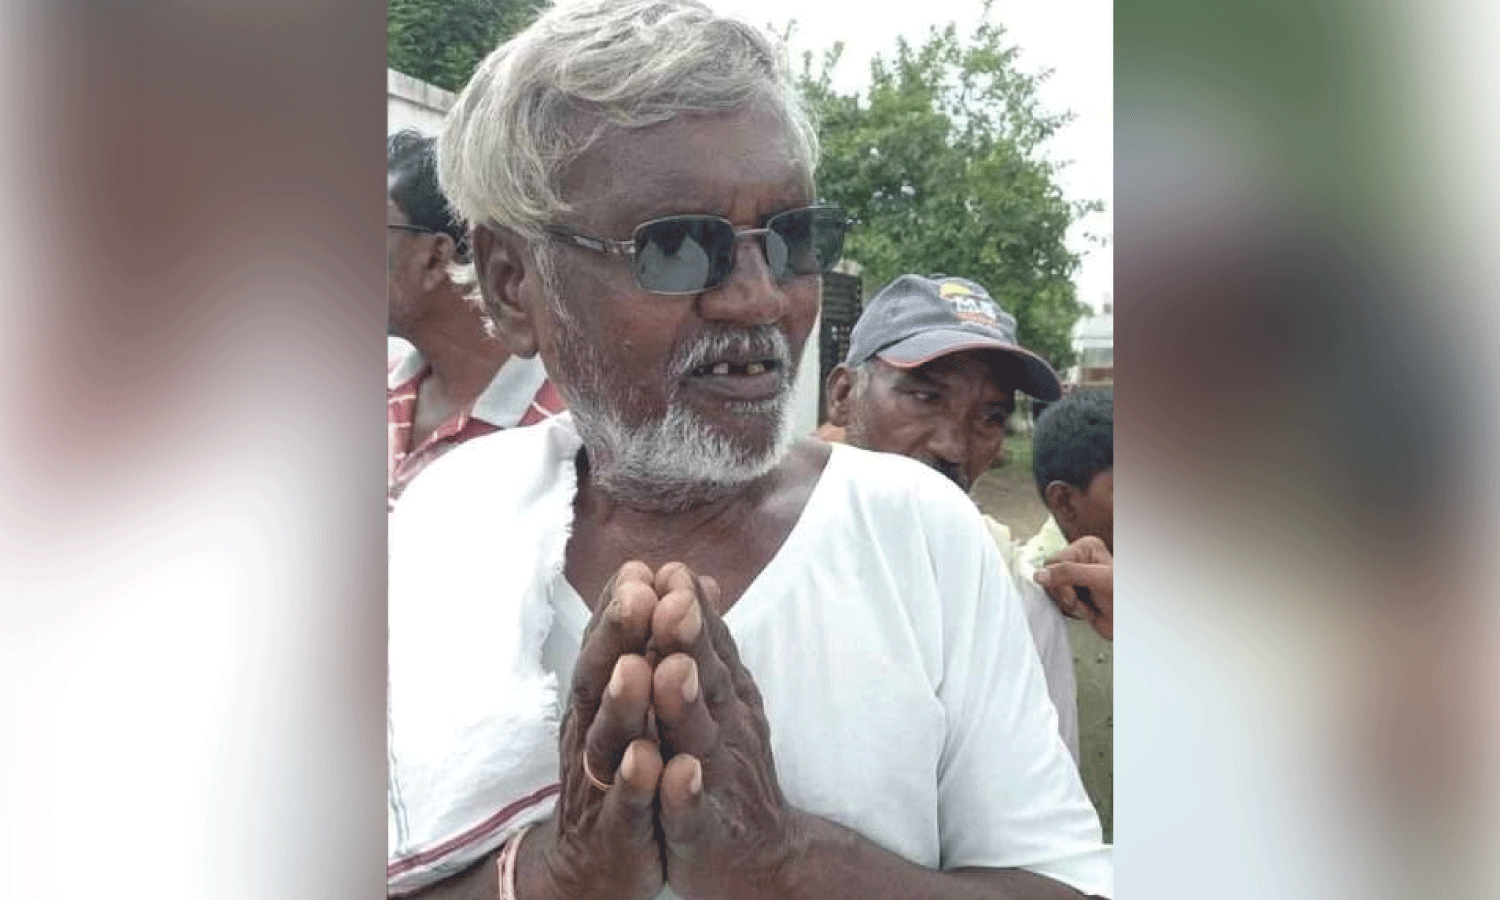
[848,361,876,399]
[445,259,478,298]
[437,0,819,239]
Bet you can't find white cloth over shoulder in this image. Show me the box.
[386,420,575,894]
[388,414,1112,898]
[984,515,1081,763]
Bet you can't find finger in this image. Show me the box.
[581,560,657,642]
[1073,584,1104,619]
[582,654,655,786]
[598,738,663,833]
[650,584,737,716]
[644,562,700,659]
[657,753,707,849]
[1034,561,1112,595]
[698,575,721,609]
[690,578,775,746]
[652,652,721,759]
[1044,581,1087,620]
[570,568,658,717]
[654,560,697,598]
[1044,537,1111,568]
[651,582,702,653]
[1076,535,1111,560]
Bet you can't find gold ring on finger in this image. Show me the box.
[582,753,614,792]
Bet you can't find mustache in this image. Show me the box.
[668,325,792,380]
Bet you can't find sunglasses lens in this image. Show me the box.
[768,207,849,277]
[763,229,790,276]
[634,217,734,293]
[628,208,849,293]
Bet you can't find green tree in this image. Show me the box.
[388,0,551,93]
[798,5,1101,370]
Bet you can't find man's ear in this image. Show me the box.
[825,364,856,427]
[1044,480,1077,527]
[418,233,457,292]
[471,224,540,358]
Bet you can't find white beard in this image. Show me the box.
[574,394,796,511]
[553,321,798,511]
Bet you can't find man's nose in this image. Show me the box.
[928,416,971,467]
[696,235,788,325]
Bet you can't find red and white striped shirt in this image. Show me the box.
[387,344,563,508]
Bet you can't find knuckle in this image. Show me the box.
[569,671,601,710]
[703,673,735,708]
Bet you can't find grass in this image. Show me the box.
[993,431,1033,473]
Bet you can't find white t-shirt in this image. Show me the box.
[389,416,1111,898]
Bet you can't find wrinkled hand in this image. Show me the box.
[1034,536,1113,641]
[532,561,665,900]
[647,562,797,900]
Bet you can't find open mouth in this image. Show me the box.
[683,356,786,403]
[689,359,783,377]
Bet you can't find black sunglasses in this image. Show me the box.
[387,223,436,235]
[543,205,852,295]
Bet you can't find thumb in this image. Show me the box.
[658,753,709,851]
[599,739,663,833]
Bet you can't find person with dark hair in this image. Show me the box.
[1032,388,1113,552]
[1027,389,1113,640]
[387,129,563,508]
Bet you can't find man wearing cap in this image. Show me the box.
[822,273,1082,760]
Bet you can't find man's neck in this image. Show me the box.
[564,439,830,614]
[402,287,510,411]
[573,446,779,525]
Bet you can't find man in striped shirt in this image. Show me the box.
[387,130,562,506]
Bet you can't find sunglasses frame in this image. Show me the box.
[387,223,437,235]
[543,205,852,296]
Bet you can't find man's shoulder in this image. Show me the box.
[387,338,423,387]
[818,443,990,549]
[825,441,971,503]
[1019,516,1067,569]
[394,415,577,522]
[810,420,947,491]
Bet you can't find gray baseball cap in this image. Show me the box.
[845,274,1063,401]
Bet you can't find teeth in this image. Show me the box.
[710,362,731,375]
[745,362,767,375]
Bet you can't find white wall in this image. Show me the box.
[388,69,454,137]
[791,319,820,436]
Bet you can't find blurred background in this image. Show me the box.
[1116,1,1499,898]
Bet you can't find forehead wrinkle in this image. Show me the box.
[585,167,811,234]
[906,354,1021,406]
[892,366,941,388]
[559,111,811,233]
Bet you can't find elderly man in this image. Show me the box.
[821,273,1083,760]
[387,2,1110,899]
[387,129,562,507]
